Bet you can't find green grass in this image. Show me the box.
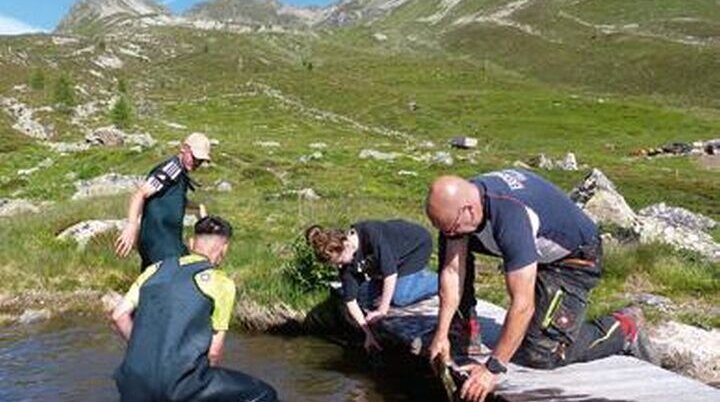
[0,16,718,326]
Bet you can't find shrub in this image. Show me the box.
[29,69,45,91]
[281,235,336,292]
[110,95,133,129]
[53,75,75,113]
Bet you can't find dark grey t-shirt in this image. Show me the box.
[340,220,432,302]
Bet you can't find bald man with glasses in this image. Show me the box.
[425,169,656,402]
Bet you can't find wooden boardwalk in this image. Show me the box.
[374,297,720,402]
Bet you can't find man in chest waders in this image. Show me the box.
[111,216,278,402]
[115,133,211,270]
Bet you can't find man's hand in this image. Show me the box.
[428,333,451,365]
[365,308,388,324]
[364,331,383,352]
[115,222,139,258]
[459,363,497,402]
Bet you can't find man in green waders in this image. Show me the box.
[111,216,278,402]
[115,133,211,270]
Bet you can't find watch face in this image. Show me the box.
[487,357,507,374]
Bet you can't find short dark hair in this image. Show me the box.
[195,216,233,238]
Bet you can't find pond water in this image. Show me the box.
[0,317,421,402]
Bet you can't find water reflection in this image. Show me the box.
[0,317,414,402]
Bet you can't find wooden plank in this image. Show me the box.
[374,297,720,402]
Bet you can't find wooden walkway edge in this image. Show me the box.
[374,296,720,402]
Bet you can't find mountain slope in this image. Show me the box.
[56,0,171,34]
[186,0,324,27]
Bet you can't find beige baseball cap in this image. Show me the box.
[184,132,211,161]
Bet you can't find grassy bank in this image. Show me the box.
[0,27,718,327]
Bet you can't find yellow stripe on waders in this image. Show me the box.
[542,289,564,329]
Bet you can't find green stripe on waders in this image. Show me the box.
[542,289,564,329]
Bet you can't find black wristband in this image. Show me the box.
[485,356,508,375]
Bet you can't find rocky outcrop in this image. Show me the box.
[17,158,54,176]
[57,219,127,249]
[86,126,156,149]
[299,151,323,163]
[639,203,716,232]
[56,0,171,33]
[649,321,720,385]
[570,169,639,228]
[534,152,579,171]
[0,97,54,140]
[71,173,143,200]
[572,169,720,261]
[215,180,233,192]
[46,142,92,154]
[359,149,400,161]
[636,217,720,261]
[0,199,42,217]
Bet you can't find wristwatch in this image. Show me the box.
[484,356,508,375]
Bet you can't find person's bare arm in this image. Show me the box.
[209,331,226,367]
[346,300,382,351]
[459,263,536,402]
[429,237,468,363]
[366,273,397,323]
[492,263,537,363]
[111,298,136,342]
[115,182,157,257]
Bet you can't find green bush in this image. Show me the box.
[110,96,133,129]
[29,69,45,91]
[53,75,75,113]
[118,77,128,94]
[281,235,336,292]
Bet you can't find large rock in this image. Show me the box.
[431,151,454,166]
[86,126,156,149]
[649,321,720,385]
[636,216,720,261]
[125,133,156,149]
[57,219,127,249]
[570,169,639,229]
[72,174,143,200]
[17,309,52,325]
[0,198,40,217]
[639,202,716,232]
[46,142,91,153]
[535,152,578,171]
[359,149,400,161]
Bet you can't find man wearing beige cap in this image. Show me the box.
[115,133,212,270]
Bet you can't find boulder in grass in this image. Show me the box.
[72,174,143,200]
[359,149,400,162]
[569,169,639,229]
[57,219,127,250]
[0,198,41,217]
[85,126,125,147]
[649,321,720,385]
[639,203,716,232]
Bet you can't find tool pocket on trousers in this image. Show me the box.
[541,288,586,345]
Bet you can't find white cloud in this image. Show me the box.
[0,14,46,36]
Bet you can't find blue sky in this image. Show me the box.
[0,0,336,34]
